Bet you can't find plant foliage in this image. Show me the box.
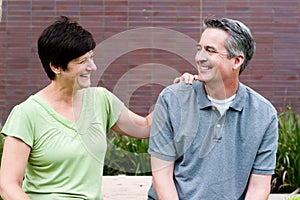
[272,107,300,193]
[288,196,300,200]
[104,131,151,176]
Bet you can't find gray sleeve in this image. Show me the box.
[148,92,177,161]
[252,115,278,174]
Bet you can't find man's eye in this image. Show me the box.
[207,48,217,53]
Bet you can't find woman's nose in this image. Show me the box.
[87,59,97,71]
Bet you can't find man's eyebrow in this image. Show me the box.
[205,45,217,50]
[197,44,217,50]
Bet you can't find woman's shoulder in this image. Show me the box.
[160,81,203,97]
[4,95,40,125]
[84,87,112,97]
[84,87,121,106]
[12,95,38,112]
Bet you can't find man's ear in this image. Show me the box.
[50,62,61,74]
[233,55,245,70]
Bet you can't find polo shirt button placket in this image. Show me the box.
[215,123,223,142]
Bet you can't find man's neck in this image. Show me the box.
[204,81,239,100]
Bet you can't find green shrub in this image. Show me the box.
[288,196,300,200]
[272,107,300,193]
[104,132,151,176]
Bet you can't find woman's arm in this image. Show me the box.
[111,72,198,139]
[0,136,31,200]
[111,107,152,139]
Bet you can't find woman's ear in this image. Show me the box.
[233,55,245,70]
[50,62,61,75]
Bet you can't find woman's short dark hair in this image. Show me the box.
[38,16,96,80]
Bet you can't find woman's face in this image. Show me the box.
[62,50,97,90]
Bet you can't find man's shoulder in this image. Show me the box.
[240,83,277,113]
[156,81,204,108]
[161,81,203,96]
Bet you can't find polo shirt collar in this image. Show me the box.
[229,82,246,112]
[192,81,213,110]
[193,81,246,112]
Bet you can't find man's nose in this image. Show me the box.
[195,50,207,63]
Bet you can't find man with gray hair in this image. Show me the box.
[148,17,278,199]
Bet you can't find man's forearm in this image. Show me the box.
[245,188,270,200]
[152,177,179,200]
[245,174,271,200]
[151,157,178,200]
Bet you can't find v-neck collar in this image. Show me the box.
[30,90,87,130]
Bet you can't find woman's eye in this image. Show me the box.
[79,59,86,64]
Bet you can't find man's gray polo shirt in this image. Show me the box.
[148,81,278,200]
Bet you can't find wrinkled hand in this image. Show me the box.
[173,72,199,84]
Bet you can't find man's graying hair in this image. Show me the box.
[203,17,256,74]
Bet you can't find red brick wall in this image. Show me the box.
[0,0,300,124]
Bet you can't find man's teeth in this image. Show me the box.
[201,66,210,70]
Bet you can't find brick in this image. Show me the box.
[1,0,300,123]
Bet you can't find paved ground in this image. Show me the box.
[102,176,152,200]
[102,176,297,200]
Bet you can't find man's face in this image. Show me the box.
[195,28,236,86]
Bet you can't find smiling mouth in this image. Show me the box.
[200,66,211,70]
[80,74,90,77]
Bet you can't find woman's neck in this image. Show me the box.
[37,81,82,105]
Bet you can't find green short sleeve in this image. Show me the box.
[2,104,34,147]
